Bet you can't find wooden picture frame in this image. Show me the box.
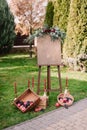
[36,35,61,66]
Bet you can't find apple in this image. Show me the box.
[68,99,72,105]
[35,108,39,112]
[17,103,21,107]
[55,102,60,107]
[21,107,26,112]
[20,105,24,109]
[35,107,42,112]
[63,98,67,103]
[59,98,63,103]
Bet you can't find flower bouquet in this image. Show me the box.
[25,25,66,44]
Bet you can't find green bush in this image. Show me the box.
[53,0,70,32]
[63,0,87,58]
[44,1,54,27]
[0,0,16,54]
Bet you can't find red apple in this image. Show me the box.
[21,107,26,112]
[68,100,72,105]
[55,102,60,107]
[17,103,21,107]
[59,98,63,103]
[63,98,67,103]
[35,107,42,112]
[20,105,24,109]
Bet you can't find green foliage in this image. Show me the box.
[64,0,87,60]
[53,0,70,32]
[63,0,87,58]
[44,1,54,27]
[24,25,66,44]
[0,0,16,54]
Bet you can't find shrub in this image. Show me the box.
[44,1,54,27]
[0,0,16,54]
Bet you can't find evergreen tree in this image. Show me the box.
[63,0,87,58]
[53,0,70,32]
[0,0,16,54]
[44,1,54,27]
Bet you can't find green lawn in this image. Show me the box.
[0,54,87,129]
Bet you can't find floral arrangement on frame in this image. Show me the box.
[25,25,66,44]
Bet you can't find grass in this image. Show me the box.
[0,54,87,130]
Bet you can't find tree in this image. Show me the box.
[44,1,54,27]
[8,0,48,35]
[53,0,70,32]
[63,0,87,58]
[63,0,87,72]
[0,0,16,54]
[8,0,48,58]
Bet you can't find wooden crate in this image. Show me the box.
[14,88,40,113]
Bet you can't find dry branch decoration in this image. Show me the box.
[7,0,48,35]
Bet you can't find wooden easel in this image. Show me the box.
[37,65,62,95]
[36,35,62,95]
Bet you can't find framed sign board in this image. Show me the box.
[36,35,61,66]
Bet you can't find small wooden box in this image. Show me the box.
[14,89,40,113]
[37,95,49,109]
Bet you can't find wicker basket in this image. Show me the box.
[57,93,74,107]
[14,88,40,113]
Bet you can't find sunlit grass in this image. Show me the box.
[0,54,87,129]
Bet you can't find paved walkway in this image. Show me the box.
[4,98,87,130]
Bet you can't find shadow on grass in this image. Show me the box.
[0,56,37,68]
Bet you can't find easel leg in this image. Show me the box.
[47,66,51,95]
[37,66,41,94]
[57,65,62,93]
